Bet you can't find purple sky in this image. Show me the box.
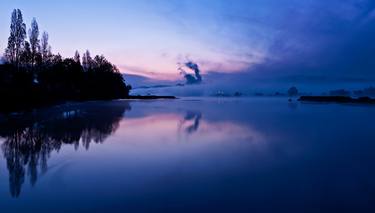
[1,0,374,81]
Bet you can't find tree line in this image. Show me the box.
[0,9,131,112]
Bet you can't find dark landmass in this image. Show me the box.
[298,96,375,104]
[126,95,176,100]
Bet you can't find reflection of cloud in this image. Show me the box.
[117,112,265,146]
[180,111,202,134]
[194,121,265,145]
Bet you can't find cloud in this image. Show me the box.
[148,0,375,82]
[119,0,375,97]
[119,64,178,80]
[238,0,375,81]
[178,61,202,84]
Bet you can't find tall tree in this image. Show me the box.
[40,31,51,63]
[5,9,26,65]
[74,50,81,64]
[20,41,32,66]
[82,50,92,71]
[29,18,40,66]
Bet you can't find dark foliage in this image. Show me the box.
[0,57,131,112]
[1,9,131,112]
[353,87,375,97]
[288,86,299,97]
[298,96,375,104]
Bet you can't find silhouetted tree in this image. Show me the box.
[52,53,62,64]
[4,9,26,65]
[40,31,51,64]
[19,41,32,66]
[288,86,299,97]
[74,50,81,65]
[28,18,40,66]
[82,50,92,71]
[1,9,131,112]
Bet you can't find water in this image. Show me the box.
[0,98,375,212]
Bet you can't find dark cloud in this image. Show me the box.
[179,61,203,84]
[247,0,375,81]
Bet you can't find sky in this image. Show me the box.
[1,0,374,83]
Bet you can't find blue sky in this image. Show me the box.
[1,0,374,81]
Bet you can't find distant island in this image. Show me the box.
[0,9,174,113]
[299,96,375,104]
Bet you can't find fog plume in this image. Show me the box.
[179,61,202,85]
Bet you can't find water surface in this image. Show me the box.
[1,98,375,212]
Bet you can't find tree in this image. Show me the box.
[51,53,62,64]
[20,41,32,66]
[288,86,299,97]
[5,9,26,65]
[1,9,132,112]
[40,31,51,63]
[92,55,118,72]
[82,50,92,71]
[74,50,81,64]
[29,18,40,66]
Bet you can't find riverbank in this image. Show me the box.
[0,95,177,113]
[126,95,177,100]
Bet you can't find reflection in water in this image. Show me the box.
[0,102,130,197]
[180,111,202,134]
[1,98,374,212]
[288,101,298,110]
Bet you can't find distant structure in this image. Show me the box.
[288,86,299,97]
[178,61,202,85]
[329,89,351,96]
[354,87,375,97]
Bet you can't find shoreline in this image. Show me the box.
[0,95,177,114]
[298,96,375,104]
[125,95,177,100]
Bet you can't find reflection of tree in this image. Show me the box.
[180,111,202,134]
[288,101,298,110]
[0,101,130,197]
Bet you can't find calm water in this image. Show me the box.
[0,98,375,212]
